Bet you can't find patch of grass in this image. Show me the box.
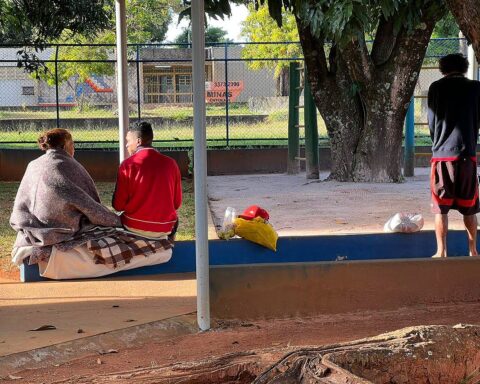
[0,109,434,150]
[0,117,328,145]
[267,110,288,123]
[0,182,18,272]
[166,109,192,122]
[0,104,253,121]
[0,179,195,271]
[176,179,195,241]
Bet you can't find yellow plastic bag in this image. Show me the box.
[234,217,278,251]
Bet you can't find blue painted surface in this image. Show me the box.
[404,97,415,176]
[20,230,470,282]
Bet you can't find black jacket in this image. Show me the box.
[428,74,480,159]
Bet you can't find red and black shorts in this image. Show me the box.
[431,157,480,215]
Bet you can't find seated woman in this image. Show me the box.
[10,129,172,280]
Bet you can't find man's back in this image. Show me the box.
[428,75,480,159]
[112,147,182,234]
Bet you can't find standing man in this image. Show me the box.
[113,121,182,239]
[428,53,480,257]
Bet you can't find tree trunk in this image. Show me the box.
[280,66,289,96]
[447,0,480,62]
[316,76,364,181]
[295,4,443,182]
[275,67,290,97]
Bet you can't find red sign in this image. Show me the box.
[205,81,244,103]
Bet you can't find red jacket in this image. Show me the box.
[112,147,182,233]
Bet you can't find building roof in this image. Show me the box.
[139,47,212,62]
[0,47,53,67]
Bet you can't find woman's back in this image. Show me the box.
[10,129,120,248]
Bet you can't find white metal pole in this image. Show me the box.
[192,0,210,331]
[115,0,129,162]
[468,44,478,81]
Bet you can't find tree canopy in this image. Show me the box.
[173,26,232,44]
[0,0,111,46]
[36,0,176,105]
[432,10,460,38]
[0,0,112,71]
[102,0,173,44]
[240,3,300,78]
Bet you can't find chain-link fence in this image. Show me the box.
[0,38,469,149]
[0,42,303,149]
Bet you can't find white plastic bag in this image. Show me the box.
[384,213,424,233]
[218,207,237,240]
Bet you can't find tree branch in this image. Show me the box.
[371,17,397,66]
[385,3,444,102]
[446,0,480,63]
[295,16,329,86]
[329,44,337,75]
[339,35,374,86]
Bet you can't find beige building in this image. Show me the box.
[0,46,280,108]
[138,45,277,105]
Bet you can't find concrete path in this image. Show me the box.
[0,274,196,356]
[207,168,469,237]
[0,314,198,374]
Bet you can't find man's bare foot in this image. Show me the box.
[432,254,447,258]
[469,252,478,257]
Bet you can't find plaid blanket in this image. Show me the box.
[28,227,173,268]
[88,231,173,268]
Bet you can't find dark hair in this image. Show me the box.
[439,53,469,75]
[129,121,153,144]
[37,128,72,151]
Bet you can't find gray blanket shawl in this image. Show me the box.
[10,149,121,248]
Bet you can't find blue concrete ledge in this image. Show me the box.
[20,230,471,282]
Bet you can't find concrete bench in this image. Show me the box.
[20,230,470,282]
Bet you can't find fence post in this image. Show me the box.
[287,62,300,174]
[55,45,60,128]
[304,73,319,179]
[404,97,415,177]
[136,44,141,121]
[224,42,229,146]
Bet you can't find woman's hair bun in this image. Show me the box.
[37,128,72,151]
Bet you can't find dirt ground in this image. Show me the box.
[6,302,480,383]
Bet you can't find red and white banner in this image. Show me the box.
[205,81,244,103]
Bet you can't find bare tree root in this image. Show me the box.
[49,325,480,384]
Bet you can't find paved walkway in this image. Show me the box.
[0,274,196,356]
[207,168,469,236]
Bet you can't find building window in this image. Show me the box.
[22,86,34,96]
[143,65,212,104]
[175,74,192,103]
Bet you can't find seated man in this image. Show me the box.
[113,121,182,239]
